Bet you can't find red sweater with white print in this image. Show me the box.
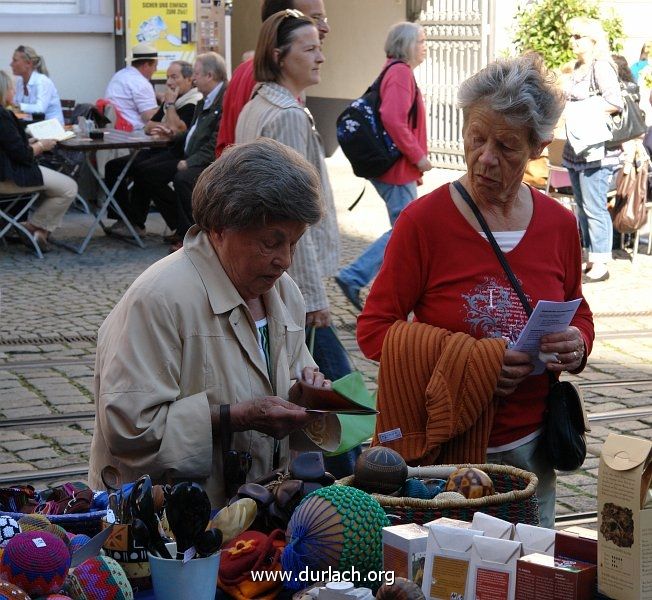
[376,59,428,185]
[357,183,594,447]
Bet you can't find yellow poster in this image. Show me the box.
[127,0,196,79]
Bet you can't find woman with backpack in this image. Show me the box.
[335,21,432,310]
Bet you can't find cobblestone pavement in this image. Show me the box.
[1,150,651,526]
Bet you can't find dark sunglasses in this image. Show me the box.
[570,34,586,40]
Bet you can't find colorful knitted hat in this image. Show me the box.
[0,530,71,596]
[64,556,133,600]
[17,515,70,548]
[0,581,30,600]
[282,485,390,589]
[0,516,21,548]
[34,595,74,599]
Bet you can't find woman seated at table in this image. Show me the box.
[357,54,594,528]
[0,70,76,252]
[10,45,64,124]
[88,138,340,507]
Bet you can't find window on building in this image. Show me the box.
[0,0,79,14]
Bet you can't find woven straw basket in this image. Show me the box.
[337,463,539,526]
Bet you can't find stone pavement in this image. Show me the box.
[1,150,651,525]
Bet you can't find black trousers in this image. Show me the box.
[129,150,184,230]
[174,165,205,238]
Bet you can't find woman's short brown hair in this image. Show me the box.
[193,138,322,232]
[254,10,317,83]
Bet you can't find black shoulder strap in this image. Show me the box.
[452,180,532,317]
[373,60,419,128]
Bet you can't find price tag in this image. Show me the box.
[32,537,47,548]
[105,509,116,524]
[183,546,196,563]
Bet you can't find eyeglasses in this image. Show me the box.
[312,15,328,27]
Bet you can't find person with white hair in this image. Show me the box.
[335,21,432,311]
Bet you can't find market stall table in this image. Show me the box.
[58,129,172,253]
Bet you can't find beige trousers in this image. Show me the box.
[31,166,78,232]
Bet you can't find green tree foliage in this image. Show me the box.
[512,0,624,69]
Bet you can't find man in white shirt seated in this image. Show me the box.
[104,43,159,131]
[11,45,64,124]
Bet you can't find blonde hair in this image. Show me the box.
[567,17,610,60]
[0,70,14,106]
[15,45,49,76]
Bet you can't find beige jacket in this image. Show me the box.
[235,83,340,312]
[88,227,339,507]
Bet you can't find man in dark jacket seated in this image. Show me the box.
[107,53,226,244]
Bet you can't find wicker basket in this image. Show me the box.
[337,463,539,526]
[0,509,107,536]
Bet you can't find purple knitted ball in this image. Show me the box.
[65,556,133,600]
[0,581,30,600]
[0,516,20,548]
[0,531,71,596]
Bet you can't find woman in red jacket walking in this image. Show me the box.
[335,21,432,310]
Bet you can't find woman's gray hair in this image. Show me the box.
[195,52,228,83]
[0,70,14,106]
[384,21,422,62]
[193,138,323,232]
[15,45,49,76]
[458,53,565,147]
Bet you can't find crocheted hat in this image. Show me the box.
[282,486,390,589]
[17,515,70,548]
[34,595,73,599]
[0,581,30,600]
[0,530,71,596]
[0,515,21,548]
[64,556,133,600]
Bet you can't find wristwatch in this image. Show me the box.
[164,102,175,110]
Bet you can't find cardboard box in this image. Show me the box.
[597,433,652,600]
[421,524,483,600]
[515,553,596,600]
[382,523,428,584]
[424,516,473,529]
[555,526,597,565]
[472,512,514,540]
[466,536,521,600]
[514,523,555,556]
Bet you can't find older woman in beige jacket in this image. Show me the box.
[235,11,350,389]
[88,139,339,507]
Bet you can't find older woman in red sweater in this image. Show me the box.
[335,21,431,310]
[358,54,594,528]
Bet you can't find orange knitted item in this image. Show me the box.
[372,321,506,464]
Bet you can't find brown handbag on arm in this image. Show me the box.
[452,181,589,472]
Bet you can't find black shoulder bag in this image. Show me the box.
[452,181,588,472]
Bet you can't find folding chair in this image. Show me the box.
[0,185,46,258]
[545,139,576,214]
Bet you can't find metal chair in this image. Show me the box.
[0,185,46,258]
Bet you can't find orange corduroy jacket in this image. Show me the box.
[372,320,506,465]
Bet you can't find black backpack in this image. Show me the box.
[336,60,417,179]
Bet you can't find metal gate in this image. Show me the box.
[413,0,491,169]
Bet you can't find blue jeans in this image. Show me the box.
[486,436,556,528]
[568,166,614,264]
[338,179,418,289]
